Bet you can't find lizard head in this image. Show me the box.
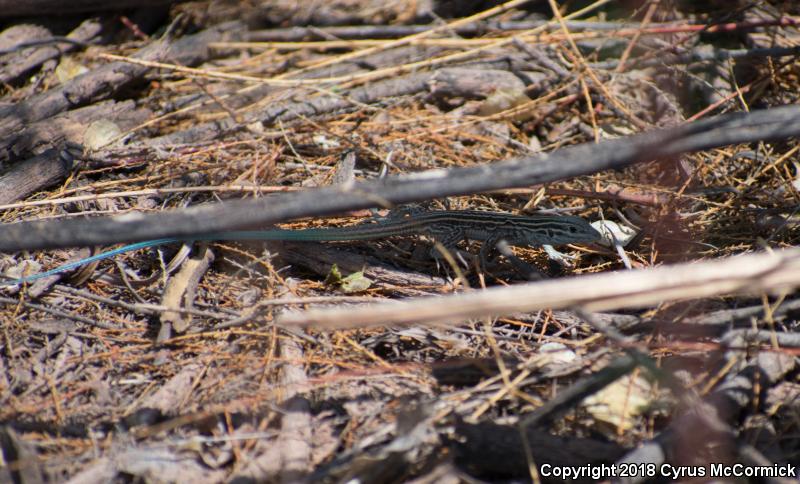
[548,216,602,245]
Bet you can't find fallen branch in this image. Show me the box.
[1,105,799,251]
[277,247,800,329]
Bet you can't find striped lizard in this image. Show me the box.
[3,208,601,286]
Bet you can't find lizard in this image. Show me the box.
[2,208,601,286]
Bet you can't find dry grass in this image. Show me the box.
[1,1,800,481]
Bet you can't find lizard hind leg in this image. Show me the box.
[478,234,505,269]
[428,228,468,273]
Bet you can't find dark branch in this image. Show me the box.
[0,105,798,251]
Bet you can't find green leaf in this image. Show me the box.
[339,271,372,293]
[324,264,343,286]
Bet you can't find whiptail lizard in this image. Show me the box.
[3,209,600,287]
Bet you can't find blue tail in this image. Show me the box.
[2,238,182,287]
[2,227,378,287]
